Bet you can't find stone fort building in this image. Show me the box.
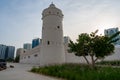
[20,3,120,66]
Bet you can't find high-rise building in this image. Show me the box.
[7,46,15,59]
[5,46,9,59]
[0,44,15,60]
[104,28,119,36]
[104,27,120,45]
[16,48,23,56]
[0,44,7,59]
[23,43,32,50]
[32,38,40,48]
[64,36,70,44]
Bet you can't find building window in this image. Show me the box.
[47,41,50,45]
[28,56,30,58]
[34,54,38,57]
[57,12,59,14]
[57,26,60,29]
[107,31,108,33]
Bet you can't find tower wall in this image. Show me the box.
[40,4,65,66]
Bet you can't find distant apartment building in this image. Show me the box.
[104,27,120,45]
[0,44,7,59]
[32,38,41,48]
[16,48,24,56]
[64,36,70,44]
[7,46,15,59]
[0,44,15,60]
[23,43,32,50]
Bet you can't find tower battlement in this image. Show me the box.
[42,3,63,19]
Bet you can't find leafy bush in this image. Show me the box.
[30,63,120,80]
[96,60,120,66]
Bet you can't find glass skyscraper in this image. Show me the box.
[64,36,70,44]
[0,44,7,59]
[32,38,40,48]
[0,44,15,60]
[23,43,32,50]
[104,27,120,45]
[7,46,15,59]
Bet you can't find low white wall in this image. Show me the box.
[65,53,88,63]
[20,53,40,65]
[104,46,120,61]
[64,44,91,64]
[20,45,41,65]
[20,45,120,65]
[65,45,120,63]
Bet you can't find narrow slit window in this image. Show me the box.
[57,26,60,29]
[47,41,50,45]
[28,56,30,58]
[34,54,38,57]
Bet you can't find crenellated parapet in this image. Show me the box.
[42,3,63,19]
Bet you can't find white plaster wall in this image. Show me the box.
[40,4,65,66]
[20,44,120,65]
[64,44,92,64]
[40,45,65,66]
[20,45,41,65]
[65,44,120,63]
[104,45,120,61]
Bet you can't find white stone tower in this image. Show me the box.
[40,3,65,66]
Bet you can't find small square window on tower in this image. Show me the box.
[57,26,60,29]
[34,54,38,57]
[57,12,59,14]
[47,41,50,45]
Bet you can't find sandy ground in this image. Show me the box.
[0,63,61,80]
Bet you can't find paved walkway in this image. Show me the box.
[0,63,61,80]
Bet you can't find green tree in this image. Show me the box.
[14,55,20,63]
[68,30,120,68]
[6,58,14,62]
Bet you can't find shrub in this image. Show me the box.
[30,63,120,80]
[96,60,120,66]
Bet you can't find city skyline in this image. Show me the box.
[0,0,120,49]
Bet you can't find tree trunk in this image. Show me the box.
[83,56,90,64]
[94,58,98,63]
[91,55,95,68]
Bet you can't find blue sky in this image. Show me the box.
[0,0,120,50]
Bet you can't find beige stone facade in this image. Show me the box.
[20,4,120,66]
